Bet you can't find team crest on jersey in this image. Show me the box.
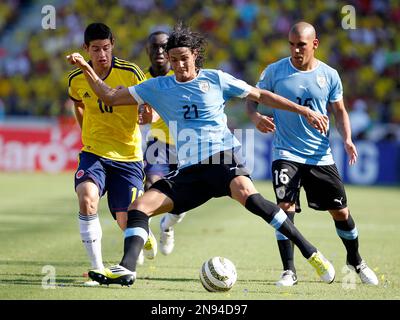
[76,169,84,179]
[276,186,286,199]
[199,80,210,93]
[316,75,327,88]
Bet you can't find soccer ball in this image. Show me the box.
[199,256,237,292]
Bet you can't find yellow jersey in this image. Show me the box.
[68,57,146,161]
[145,69,175,145]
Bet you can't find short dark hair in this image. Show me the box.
[84,23,113,46]
[147,30,169,42]
[166,23,207,69]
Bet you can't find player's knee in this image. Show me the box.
[230,176,258,205]
[330,208,349,221]
[78,194,98,213]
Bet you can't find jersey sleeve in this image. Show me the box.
[256,65,274,91]
[217,70,252,100]
[128,78,159,111]
[68,79,81,102]
[329,70,343,103]
[131,67,147,85]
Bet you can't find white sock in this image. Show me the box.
[78,213,104,270]
[161,212,186,231]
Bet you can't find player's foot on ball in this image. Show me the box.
[308,251,335,283]
[347,260,378,285]
[88,265,136,286]
[275,270,298,287]
[143,229,157,259]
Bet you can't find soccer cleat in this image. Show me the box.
[137,249,144,265]
[308,251,335,283]
[275,270,298,287]
[88,265,136,286]
[143,229,157,259]
[159,216,175,255]
[348,261,379,285]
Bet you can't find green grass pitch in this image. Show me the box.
[0,172,399,300]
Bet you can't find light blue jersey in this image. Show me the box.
[129,69,251,168]
[257,57,343,165]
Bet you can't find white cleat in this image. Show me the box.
[143,229,157,259]
[308,251,335,283]
[275,270,298,287]
[137,249,144,265]
[159,228,175,255]
[159,216,175,255]
[348,261,379,285]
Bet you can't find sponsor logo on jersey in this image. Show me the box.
[76,169,84,179]
[199,80,210,93]
[83,92,91,98]
[182,94,192,100]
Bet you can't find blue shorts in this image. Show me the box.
[74,151,145,217]
[144,138,178,177]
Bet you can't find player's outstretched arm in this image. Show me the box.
[66,52,138,106]
[247,86,328,135]
[245,99,275,133]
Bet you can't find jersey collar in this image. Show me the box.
[288,57,320,73]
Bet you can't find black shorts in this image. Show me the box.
[150,151,251,214]
[271,159,347,212]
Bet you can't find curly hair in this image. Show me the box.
[166,22,207,69]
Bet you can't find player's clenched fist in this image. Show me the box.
[66,53,87,68]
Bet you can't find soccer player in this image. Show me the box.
[246,21,378,286]
[67,23,334,287]
[143,31,186,255]
[67,23,156,284]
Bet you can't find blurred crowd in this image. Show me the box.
[0,0,399,140]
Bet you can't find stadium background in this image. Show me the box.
[0,0,399,184]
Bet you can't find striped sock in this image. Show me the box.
[120,209,149,272]
[334,214,362,267]
[276,211,296,272]
[244,194,316,259]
